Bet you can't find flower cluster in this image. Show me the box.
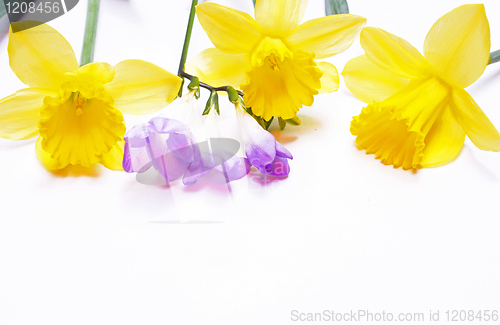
[0,21,181,171]
[122,89,292,184]
[0,0,499,183]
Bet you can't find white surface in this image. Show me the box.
[1,0,500,324]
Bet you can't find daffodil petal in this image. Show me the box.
[451,88,500,152]
[317,62,339,94]
[66,62,115,85]
[35,136,67,170]
[105,60,182,115]
[0,88,56,140]
[360,27,430,79]
[8,21,78,89]
[100,140,125,171]
[287,14,366,59]
[255,0,308,37]
[342,55,410,103]
[424,5,490,88]
[196,2,261,54]
[421,107,465,168]
[185,48,249,89]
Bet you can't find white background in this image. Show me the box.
[1,0,500,324]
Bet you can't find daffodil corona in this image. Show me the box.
[0,22,181,171]
[342,4,500,170]
[187,0,366,121]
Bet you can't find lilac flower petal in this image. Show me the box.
[152,152,192,182]
[123,138,153,173]
[265,155,291,177]
[215,157,251,182]
[275,142,293,159]
[246,141,276,175]
[148,117,191,135]
[123,117,196,182]
[182,139,248,185]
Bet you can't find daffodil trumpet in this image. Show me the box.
[343,4,500,170]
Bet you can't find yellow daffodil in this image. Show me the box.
[186,0,366,121]
[0,22,181,171]
[342,4,500,170]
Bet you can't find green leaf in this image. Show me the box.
[213,92,220,115]
[263,117,274,130]
[0,1,6,21]
[227,86,239,103]
[243,105,253,116]
[284,115,301,126]
[325,0,349,15]
[252,0,256,6]
[203,92,214,115]
[203,92,220,115]
[278,118,286,130]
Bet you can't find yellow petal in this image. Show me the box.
[360,27,430,79]
[421,107,465,168]
[66,62,115,85]
[0,88,56,140]
[105,60,182,115]
[424,4,490,88]
[255,0,308,37]
[185,48,249,89]
[8,21,78,89]
[317,62,339,94]
[287,14,366,59]
[451,88,500,151]
[342,54,410,103]
[39,94,126,167]
[243,51,321,120]
[35,136,67,170]
[100,140,125,171]
[196,2,261,54]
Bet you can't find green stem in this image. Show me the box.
[80,0,101,66]
[489,50,500,65]
[0,1,6,20]
[180,71,244,97]
[178,0,198,76]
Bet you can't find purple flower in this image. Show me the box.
[123,117,197,182]
[123,94,250,185]
[235,102,293,177]
[183,110,250,185]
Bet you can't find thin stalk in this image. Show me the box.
[176,0,244,98]
[489,50,500,65]
[80,0,101,66]
[180,71,244,97]
[178,0,198,76]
